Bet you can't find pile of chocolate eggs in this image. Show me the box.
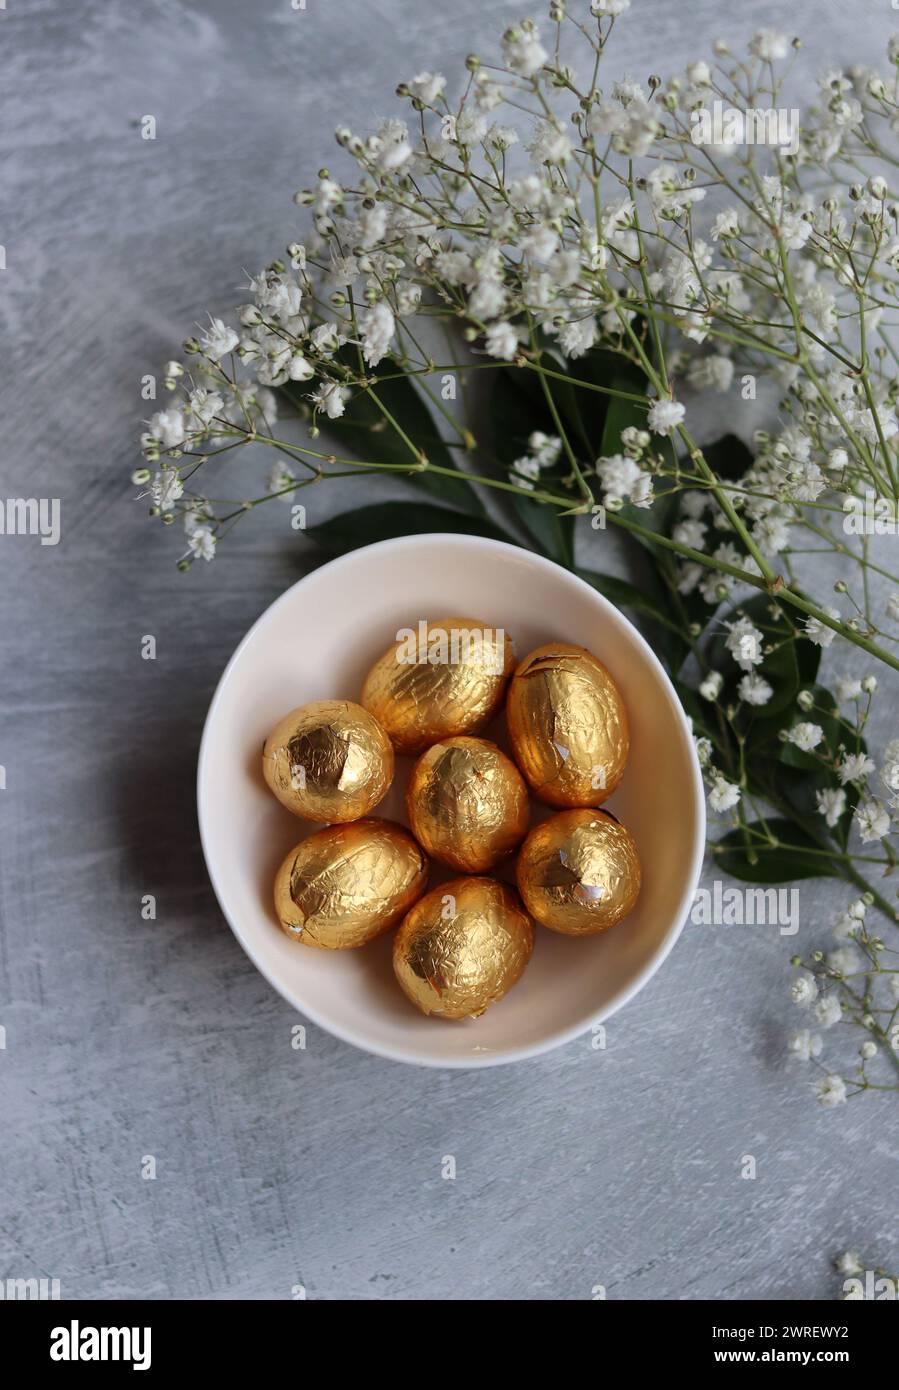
[262,618,640,1021]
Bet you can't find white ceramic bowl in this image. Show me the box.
[198,534,705,1068]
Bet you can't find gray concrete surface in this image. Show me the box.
[1,0,896,1301]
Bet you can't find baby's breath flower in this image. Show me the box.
[854,796,891,844]
[310,380,350,420]
[816,787,846,828]
[803,609,840,647]
[791,972,819,1008]
[484,320,520,359]
[529,119,572,165]
[199,318,239,361]
[646,399,685,435]
[815,994,843,1029]
[699,670,723,701]
[837,752,875,785]
[672,519,707,549]
[408,71,446,104]
[595,453,653,507]
[815,1074,848,1108]
[693,736,713,767]
[267,462,296,498]
[710,208,741,241]
[786,722,825,752]
[750,29,789,62]
[738,672,773,707]
[725,617,764,671]
[148,408,186,451]
[788,1029,823,1062]
[708,775,740,812]
[359,300,396,367]
[150,470,184,510]
[835,676,862,703]
[687,354,734,394]
[502,23,547,78]
[828,945,862,977]
[186,523,216,563]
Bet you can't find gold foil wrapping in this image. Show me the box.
[516,808,641,935]
[361,617,515,755]
[274,818,427,949]
[506,642,629,807]
[263,700,394,823]
[406,736,529,873]
[393,876,534,1019]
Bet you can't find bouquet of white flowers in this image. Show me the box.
[135,2,899,1108]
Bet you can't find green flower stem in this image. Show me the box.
[239,422,899,673]
[608,509,899,672]
[608,294,778,583]
[527,324,594,502]
[627,160,668,390]
[363,384,426,463]
[369,358,649,404]
[518,359,648,403]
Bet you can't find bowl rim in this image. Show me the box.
[197,532,706,1069]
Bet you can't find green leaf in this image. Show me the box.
[490,365,577,565]
[305,502,519,552]
[707,591,819,719]
[714,819,841,883]
[513,496,575,566]
[280,351,485,516]
[776,683,865,769]
[577,567,674,627]
[597,372,650,461]
[547,348,645,461]
[489,353,649,568]
[774,761,857,852]
[673,676,720,745]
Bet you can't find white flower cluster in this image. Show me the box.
[137,8,899,654]
[788,892,898,1106]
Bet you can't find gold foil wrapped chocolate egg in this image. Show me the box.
[361,617,515,755]
[263,700,393,823]
[393,876,534,1019]
[516,808,641,936]
[506,642,629,807]
[274,818,427,949]
[406,736,529,873]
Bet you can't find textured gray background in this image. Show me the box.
[1,0,897,1302]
